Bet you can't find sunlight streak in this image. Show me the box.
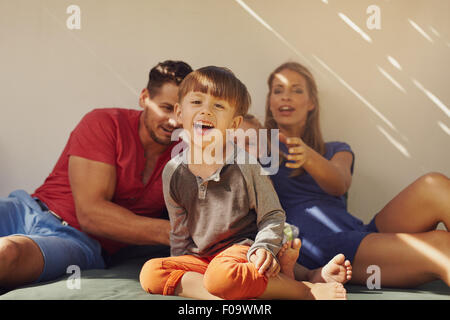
[387,55,402,70]
[398,234,450,270]
[408,19,434,43]
[338,13,373,43]
[234,0,314,69]
[44,8,138,96]
[377,66,406,93]
[306,206,342,233]
[377,125,411,158]
[412,79,450,117]
[437,121,450,136]
[429,26,440,38]
[312,54,397,131]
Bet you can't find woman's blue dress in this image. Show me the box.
[270,141,378,269]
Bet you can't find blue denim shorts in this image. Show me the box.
[0,190,105,283]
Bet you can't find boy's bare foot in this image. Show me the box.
[309,254,352,284]
[277,238,301,279]
[306,282,347,300]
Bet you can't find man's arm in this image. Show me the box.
[68,155,170,246]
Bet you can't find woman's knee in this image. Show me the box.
[416,172,449,192]
[139,258,166,294]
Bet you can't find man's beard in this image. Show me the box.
[147,124,172,146]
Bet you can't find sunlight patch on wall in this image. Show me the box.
[312,54,397,132]
[377,66,406,93]
[338,12,373,43]
[387,55,402,71]
[377,125,411,158]
[437,121,450,136]
[44,8,139,96]
[408,19,434,43]
[234,0,321,76]
[412,79,450,117]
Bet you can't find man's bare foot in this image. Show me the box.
[277,238,301,279]
[306,282,347,300]
[309,254,352,284]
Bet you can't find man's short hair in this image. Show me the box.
[147,60,193,97]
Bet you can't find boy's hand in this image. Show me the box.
[249,248,280,278]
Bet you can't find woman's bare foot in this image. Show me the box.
[277,238,301,279]
[306,282,347,300]
[309,254,352,284]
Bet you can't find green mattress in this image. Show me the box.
[1,245,448,300]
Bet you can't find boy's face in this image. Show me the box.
[175,91,243,150]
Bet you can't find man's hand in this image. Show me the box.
[249,248,280,278]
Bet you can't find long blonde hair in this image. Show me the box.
[264,62,325,176]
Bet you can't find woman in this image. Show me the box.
[264,61,450,287]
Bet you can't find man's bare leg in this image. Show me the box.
[0,235,44,288]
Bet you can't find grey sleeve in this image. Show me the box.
[239,162,286,262]
[162,159,192,256]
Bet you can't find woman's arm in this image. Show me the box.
[281,135,353,196]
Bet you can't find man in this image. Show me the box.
[0,60,193,289]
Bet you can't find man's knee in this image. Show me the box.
[0,237,22,269]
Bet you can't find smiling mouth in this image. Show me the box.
[279,106,295,112]
[193,120,215,135]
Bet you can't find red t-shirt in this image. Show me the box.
[33,108,176,254]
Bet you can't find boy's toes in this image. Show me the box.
[332,253,346,265]
[292,238,301,250]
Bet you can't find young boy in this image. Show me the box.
[139,66,347,300]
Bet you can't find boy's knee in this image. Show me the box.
[204,261,253,300]
[139,258,166,294]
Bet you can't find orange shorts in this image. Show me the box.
[139,244,268,300]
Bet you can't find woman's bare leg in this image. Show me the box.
[350,231,450,287]
[374,172,450,233]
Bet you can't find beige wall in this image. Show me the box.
[1,0,449,223]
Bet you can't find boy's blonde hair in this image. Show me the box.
[178,66,251,117]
